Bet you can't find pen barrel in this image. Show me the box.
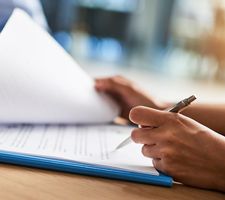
[168,101,187,113]
[168,95,196,113]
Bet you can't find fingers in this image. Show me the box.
[95,76,133,96]
[131,127,165,160]
[142,144,161,159]
[95,77,115,92]
[152,159,164,172]
[129,106,169,127]
[131,127,162,145]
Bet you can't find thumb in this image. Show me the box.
[129,106,167,127]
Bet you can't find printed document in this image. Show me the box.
[0,10,158,177]
[0,124,159,175]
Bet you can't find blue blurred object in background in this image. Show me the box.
[40,0,75,51]
[0,0,48,31]
[1,0,224,81]
[0,0,74,51]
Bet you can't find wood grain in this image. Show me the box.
[0,164,224,200]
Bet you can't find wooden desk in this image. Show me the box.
[0,164,224,200]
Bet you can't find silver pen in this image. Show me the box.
[115,95,197,150]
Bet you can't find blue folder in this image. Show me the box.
[0,150,173,187]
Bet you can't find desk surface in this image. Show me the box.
[0,164,224,200]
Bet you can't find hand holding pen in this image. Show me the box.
[115,95,196,150]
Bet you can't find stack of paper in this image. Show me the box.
[0,9,172,187]
[0,9,119,124]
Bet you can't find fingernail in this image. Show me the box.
[129,107,138,122]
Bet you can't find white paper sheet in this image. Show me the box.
[0,124,159,175]
[0,9,119,124]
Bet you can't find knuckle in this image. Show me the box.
[195,129,207,137]
[164,157,174,168]
[109,76,121,84]
[161,163,174,175]
[160,148,173,159]
[163,130,175,144]
[153,158,174,175]
[166,113,186,131]
[111,76,119,81]
[156,159,174,174]
[109,77,117,84]
[111,75,124,83]
[115,75,133,87]
[160,150,177,171]
[167,113,182,123]
[110,76,133,92]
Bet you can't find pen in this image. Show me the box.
[115,95,197,150]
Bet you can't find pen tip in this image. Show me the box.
[114,145,121,151]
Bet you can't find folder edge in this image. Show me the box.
[0,150,173,187]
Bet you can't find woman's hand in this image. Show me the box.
[130,106,225,192]
[95,76,166,120]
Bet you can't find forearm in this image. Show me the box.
[180,104,225,136]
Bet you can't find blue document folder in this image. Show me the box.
[0,150,173,187]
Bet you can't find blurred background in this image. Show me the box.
[1,0,225,102]
[40,0,225,80]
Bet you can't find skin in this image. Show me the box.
[95,75,225,192]
[95,76,167,120]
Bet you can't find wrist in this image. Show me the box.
[215,156,225,191]
[212,138,225,192]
